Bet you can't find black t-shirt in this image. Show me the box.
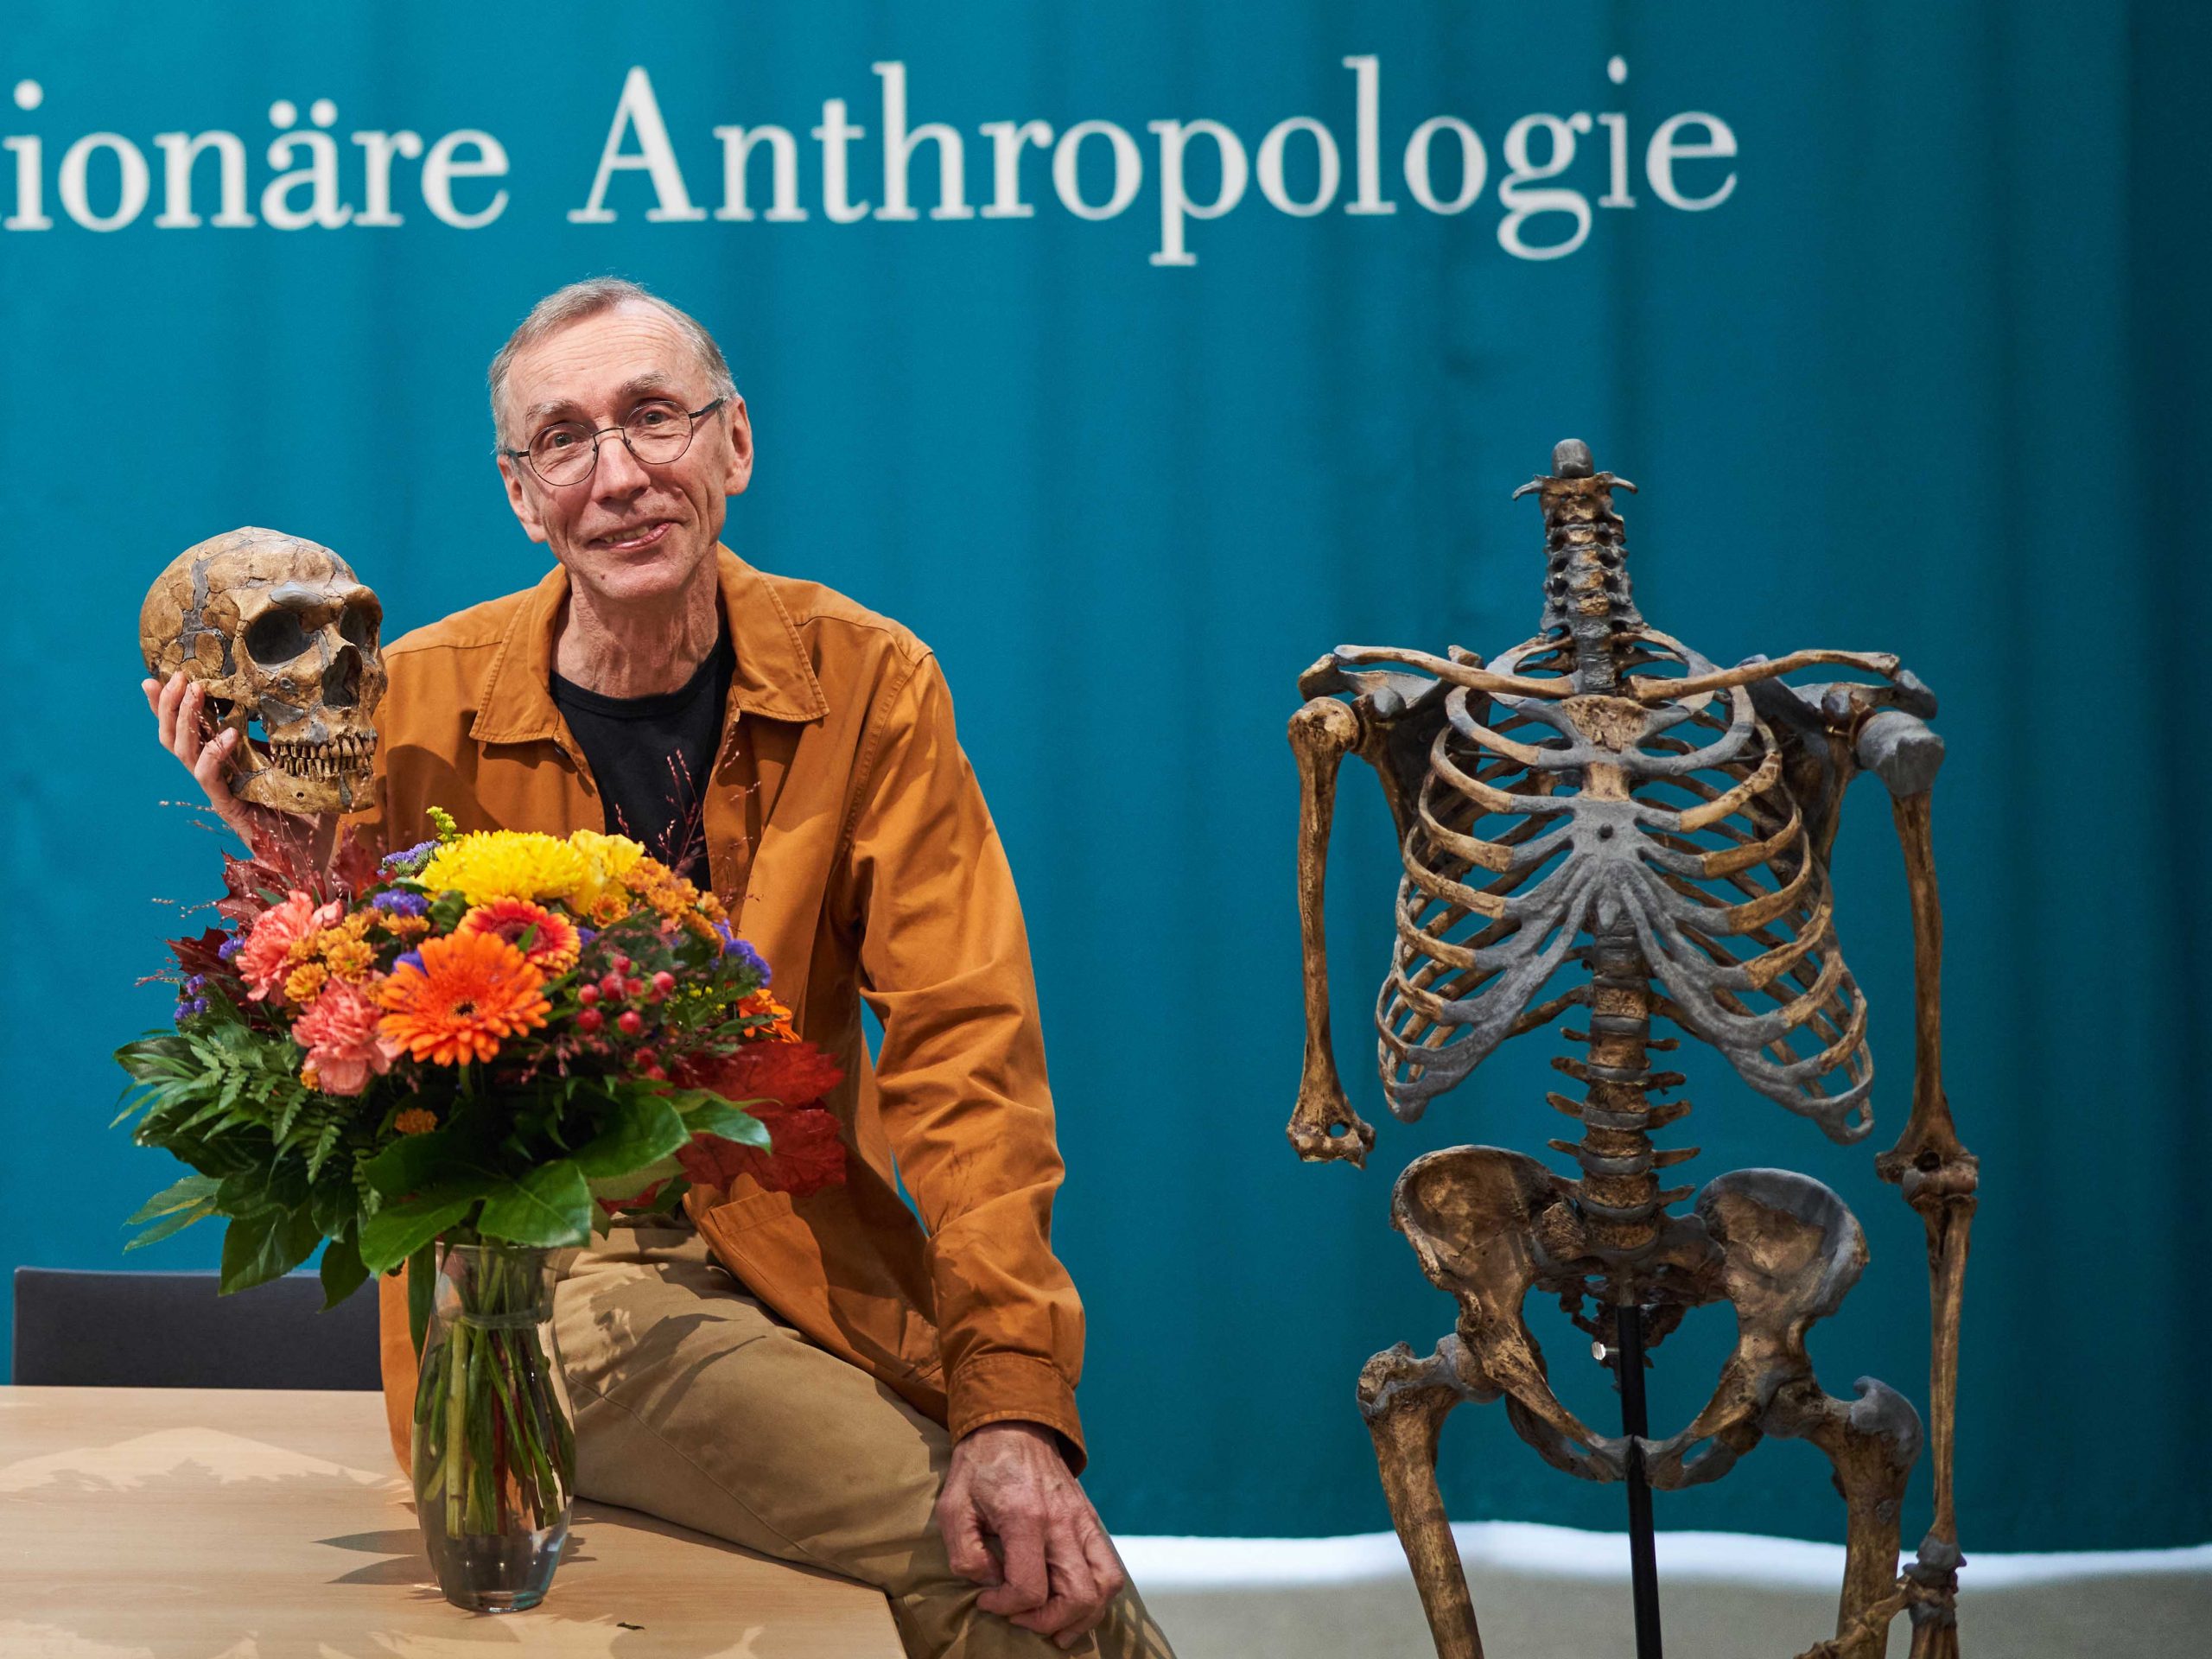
[549,623,736,889]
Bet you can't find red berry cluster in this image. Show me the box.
[572,953,682,1079]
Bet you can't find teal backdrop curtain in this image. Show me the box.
[3,0,2202,1551]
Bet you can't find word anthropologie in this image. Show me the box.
[3,57,1735,266]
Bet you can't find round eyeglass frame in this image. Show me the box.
[499,396,728,486]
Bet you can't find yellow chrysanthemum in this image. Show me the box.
[420,831,590,908]
[283,961,329,1004]
[619,855,713,926]
[569,829,647,912]
[322,934,377,981]
[280,912,378,992]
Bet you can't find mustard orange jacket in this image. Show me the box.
[357,549,1087,1476]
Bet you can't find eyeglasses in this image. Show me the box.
[500,397,728,486]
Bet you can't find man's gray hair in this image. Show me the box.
[487,276,737,445]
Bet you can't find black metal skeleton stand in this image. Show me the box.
[1611,1305,1663,1659]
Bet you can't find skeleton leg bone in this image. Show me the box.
[1359,1338,1491,1659]
[1765,1375,1923,1657]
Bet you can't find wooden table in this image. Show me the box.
[0,1385,904,1656]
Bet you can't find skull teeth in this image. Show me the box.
[264,735,376,778]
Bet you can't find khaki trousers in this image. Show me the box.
[549,1212,1176,1659]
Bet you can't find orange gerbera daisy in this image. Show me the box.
[737,987,798,1043]
[377,931,550,1065]
[455,897,582,973]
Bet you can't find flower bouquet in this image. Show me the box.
[113,808,846,1611]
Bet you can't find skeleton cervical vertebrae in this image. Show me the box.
[1288,442,1977,1659]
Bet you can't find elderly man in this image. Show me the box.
[144,277,1173,1659]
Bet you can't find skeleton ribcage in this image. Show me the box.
[1376,631,1874,1141]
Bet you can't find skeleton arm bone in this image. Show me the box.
[1287,694,1376,1165]
[1873,785,1976,1605]
[1779,673,1972,1618]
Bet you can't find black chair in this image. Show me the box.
[11,1268,380,1389]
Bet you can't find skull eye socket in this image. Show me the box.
[244,608,311,665]
[340,600,378,651]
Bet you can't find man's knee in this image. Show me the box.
[887,1575,1176,1659]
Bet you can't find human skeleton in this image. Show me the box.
[1287,442,1976,1658]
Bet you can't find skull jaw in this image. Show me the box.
[226,727,378,813]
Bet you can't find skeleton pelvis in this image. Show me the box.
[1389,1149,1890,1490]
[1638,1167,1880,1491]
[1390,1146,1630,1481]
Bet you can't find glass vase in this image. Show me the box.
[410,1237,576,1612]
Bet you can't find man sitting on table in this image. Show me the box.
[143,276,1173,1659]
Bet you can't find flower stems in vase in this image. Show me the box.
[412,1236,575,1611]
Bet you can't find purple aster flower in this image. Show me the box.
[396,949,425,975]
[372,889,430,917]
[379,838,440,874]
[217,936,244,962]
[181,974,207,995]
[173,996,207,1022]
[575,926,597,946]
[717,927,771,983]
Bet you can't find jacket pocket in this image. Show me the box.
[704,1185,798,1236]
[693,1193,950,1427]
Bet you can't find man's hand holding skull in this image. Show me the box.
[140,527,385,861]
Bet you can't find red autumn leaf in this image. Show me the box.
[669,1039,848,1198]
[167,927,236,983]
[242,815,326,886]
[675,1101,849,1198]
[212,819,375,926]
[595,1179,665,1218]
[675,1041,844,1113]
[213,850,284,927]
[331,824,383,899]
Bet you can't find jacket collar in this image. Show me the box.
[470,546,829,746]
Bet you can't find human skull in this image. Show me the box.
[139,527,386,813]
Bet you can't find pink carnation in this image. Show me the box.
[235,890,343,1001]
[292,977,402,1096]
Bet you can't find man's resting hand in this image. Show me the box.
[936,1421,1128,1649]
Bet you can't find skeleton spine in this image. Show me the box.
[1559,920,1673,1257]
[1532,453,1643,695]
